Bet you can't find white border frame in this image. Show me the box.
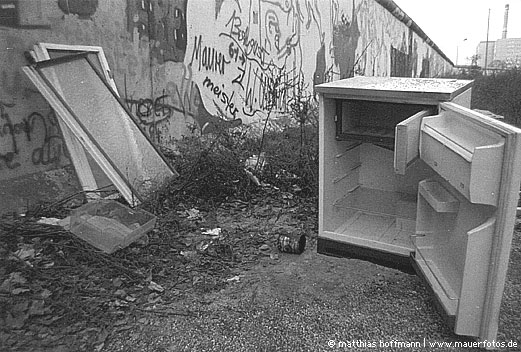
[23,66,136,204]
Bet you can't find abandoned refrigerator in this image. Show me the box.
[316,77,521,344]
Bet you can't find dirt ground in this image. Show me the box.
[103,237,521,352]
[1,188,520,352]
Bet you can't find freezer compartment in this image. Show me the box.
[321,142,434,257]
[420,109,505,206]
[336,100,433,148]
[414,179,496,336]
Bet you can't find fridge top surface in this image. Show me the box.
[315,77,473,103]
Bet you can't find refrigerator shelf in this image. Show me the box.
[420,111,505,206]
[325,211,413,256]
[333,186,417,220]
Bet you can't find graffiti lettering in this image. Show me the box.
[190,35,230,75]
[30,112,68,166]
[0,151,19,170]
[240,63,301,118]
[202,77,239,117]
[203,1,323,121]
[0,101,69,171]
[127,64,241,137]
[265,10,281,53]
[0,100,25,155]
[0,100,19,169]
[126,95,175,138]
[228,42,246,65]
[232,64,247,89]
[127,64,206,136]
[222,9,270,67]
[126,95,174,123]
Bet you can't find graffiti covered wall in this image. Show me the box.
[0,0,151,211]
[137,0,453,135]
[0,0,453,212]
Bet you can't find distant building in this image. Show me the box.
[476,41,495,68]
[474,4,521,69]
[494,38,521,67]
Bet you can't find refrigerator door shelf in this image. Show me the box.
[420,109,505,206]
[414,204,497,337]
[414,103,521,342]
[418,180,459,213]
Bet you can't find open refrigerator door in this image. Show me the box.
[316,77,521,345]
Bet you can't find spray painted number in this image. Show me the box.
[229,42,246,65]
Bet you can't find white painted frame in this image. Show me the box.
[35,44,155,204]
[32,44,119,199]
[34,43,118,94]
[31,43,135,202]
[22,66,136,204]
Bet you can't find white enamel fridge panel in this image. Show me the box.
[414,102,521,342]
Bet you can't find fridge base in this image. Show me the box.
[317,237,415,274]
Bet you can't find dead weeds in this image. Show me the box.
[0,123,319,351]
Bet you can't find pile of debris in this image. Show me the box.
[1,42,319,351]
[0,184,317,351]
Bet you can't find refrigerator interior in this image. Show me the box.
[322,100,436,256]
[317,77,521,342]
[326,142,436,255]
[321,100,510,337]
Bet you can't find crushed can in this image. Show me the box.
[277,234,306,254]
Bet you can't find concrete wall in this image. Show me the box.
[136,0,453,138]
[0,0,453,213]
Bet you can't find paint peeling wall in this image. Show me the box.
[0,0,452,212]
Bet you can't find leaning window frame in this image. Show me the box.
[31,44,118,199]
[25,53,177,205]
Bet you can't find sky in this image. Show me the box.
[393,0,521,65]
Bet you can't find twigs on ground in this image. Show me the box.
[0,118,319,350]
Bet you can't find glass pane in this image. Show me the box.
[47,51,105,77]
[45,50,116,194]
[38,57,175,199]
